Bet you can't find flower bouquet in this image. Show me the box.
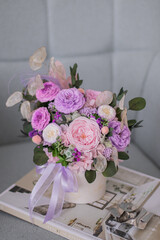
[6,47,146,223]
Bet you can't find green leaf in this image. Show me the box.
[133,120,143,128]
[52,148,58,157]
[75,79,83,88]
[102,161,118,177]
[48,147,53,152]
[23,121,33,135]
[20,130,28,137]
[129,97,146,111]
[72,63,78,76]
[23,92,36,101]
[116,107,123,121]
[106,127,113,137]
[110,93,117,107]
[117,87,128,101]
[128,119,137,127]
[69,63,83,88]
[33,145,48,166]
[85,170,96,183]
[118,152,129,160]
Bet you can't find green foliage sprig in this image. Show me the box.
[69,63,83,88]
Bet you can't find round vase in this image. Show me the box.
[64,171,106,204]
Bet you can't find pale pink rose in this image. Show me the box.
[84,89,101,108]
[60,124,70,147]
[69,152,93,173]
[67,117,101,152]
[96,91,113,107]
[43,148,59,163]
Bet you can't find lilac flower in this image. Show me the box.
[54,88,85,114]
[28,129,38,138]
[90,115,103,129]
[72,148,82,161]
[79,107,97,117]
[103,147,112,159]
[108,121,131,151]
[29,129,42,138]
[52,112,61,123]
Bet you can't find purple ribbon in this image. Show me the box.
[29,163,78,223]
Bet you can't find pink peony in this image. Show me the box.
[67,116,101,152]
[84,89,101,108]
[31,107,50,131]
[36,81,60,102]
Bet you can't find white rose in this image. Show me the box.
[98,105,116,121]
[43,123,61,144]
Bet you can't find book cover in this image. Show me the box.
[0,166,159,240]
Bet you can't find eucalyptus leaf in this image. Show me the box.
[118,152,129,160]
[102,161,118,177]
[33,145,48,166]
[85,170,96,183]
[129,97,146,111]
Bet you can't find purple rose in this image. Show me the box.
[109,121,131,151]
[36,81,60,102]
[54,88,85,114]
[31,107,50,131]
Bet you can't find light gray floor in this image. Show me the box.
[0,141,159,240]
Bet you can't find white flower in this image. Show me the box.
[20,101,32,121]
[94,153,107,172]
[29,47,47,71]
[98,105,116,121]
[72,111,81,120]
[42,123,61,144]
[28,74,44,96]
[6,91,23,107]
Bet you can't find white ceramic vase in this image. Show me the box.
[64,171,106,204]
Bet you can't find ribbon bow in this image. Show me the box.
[29,163,78,223]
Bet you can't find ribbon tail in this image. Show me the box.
[29,163,58,221]
[44,171,64,223]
